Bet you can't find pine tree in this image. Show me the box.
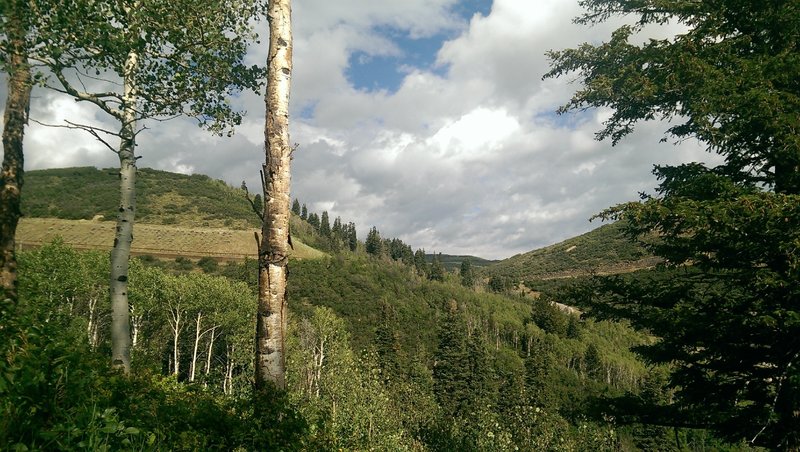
[433,300,469,416]
[414,248,427,277]
[429,253,445,282]
[300,203,308,220]
[319,211,331,237]
[307,212,320,230]
[346,222,358,252]
[365,226,382,257]
[291,198,301,215]
[459,259,474,288]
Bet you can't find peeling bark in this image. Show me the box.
[0,6,32,310]
[255,0,292,391]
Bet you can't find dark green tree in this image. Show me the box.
[300,203,308,220]
[291,199,301,215]
[319,211,331,237]
[346,222,358,252]
[433,300,469,417]
[429,253,445,282]
[253,194,263,218]
[413,248,427,277]
[365,226,382,257]
[459,259,474,288]
[307,212,320,230]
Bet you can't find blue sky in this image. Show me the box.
[6,0,716,259]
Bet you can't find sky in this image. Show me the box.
[2,0,719,260]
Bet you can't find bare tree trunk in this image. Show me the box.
[170,308,182,376]
[87,296,99,349]
[205,326,216,376]
[110,49,139,374]
[0,6,32,310]
[255,0,292,391]
[190,312,203,382]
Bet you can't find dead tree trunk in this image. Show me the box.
[0,6,32,310]
[255,0,292,391]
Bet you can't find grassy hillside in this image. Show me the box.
[24,166,261,229]
[482,221,658,282]
[426,253,497,271]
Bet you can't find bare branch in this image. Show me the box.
[29,118,120,153]
[241,182,265,222]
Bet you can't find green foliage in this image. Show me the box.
[546,0,800,194]
[365,226,382,257]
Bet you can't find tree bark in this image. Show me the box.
[110,49,139,374]
[0,6,32,310]
[255,0,292,391]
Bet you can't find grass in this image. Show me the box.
[16,217,325,261]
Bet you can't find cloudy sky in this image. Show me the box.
[4,0,718,260]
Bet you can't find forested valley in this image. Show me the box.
[2,0,799,450]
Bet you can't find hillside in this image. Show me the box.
[425,253,497,271]
[482,221,659,282]
[23,166,261,229]
[19,167,332,259]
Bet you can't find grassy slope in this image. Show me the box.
[20,167,326,260]
[481,221,659,282]
[23,166,260,229]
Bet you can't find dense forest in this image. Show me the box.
[2,0,799,450]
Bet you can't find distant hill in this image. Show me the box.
[481,221,659,283]
[425,253,497,271]
[23,166,261,229]
[20,167,331,259]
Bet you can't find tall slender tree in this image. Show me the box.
[28,0,264,373]
[0,0,32,310]
[256,0,292,391]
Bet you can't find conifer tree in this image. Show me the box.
[459,259,474,288]
[319,211,331,237]
[365,226,382,257]
[291,198,301,215]
[433,300,469,416]
[346,222,358,252]
[429,253,445,282]
[301,203,308,220]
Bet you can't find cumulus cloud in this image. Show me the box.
[2,0,718,259]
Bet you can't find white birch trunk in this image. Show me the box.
[190,312,203,382]
[110,47,139,374]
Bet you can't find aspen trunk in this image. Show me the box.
[110,49,139,374]
[255,0,292,391]
[190,312,203,382]
[205,327,216,376]
[171,309,182,376]
[0,7,32,309]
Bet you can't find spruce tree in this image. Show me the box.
[320,211,331,237]
[429,253,445,282]
[365,226,382,257]
[300,203,308,220]
[291,199,301,215]
[346,222,358,252]
[459,259,474,288]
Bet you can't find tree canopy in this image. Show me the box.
[546,0,800,194]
